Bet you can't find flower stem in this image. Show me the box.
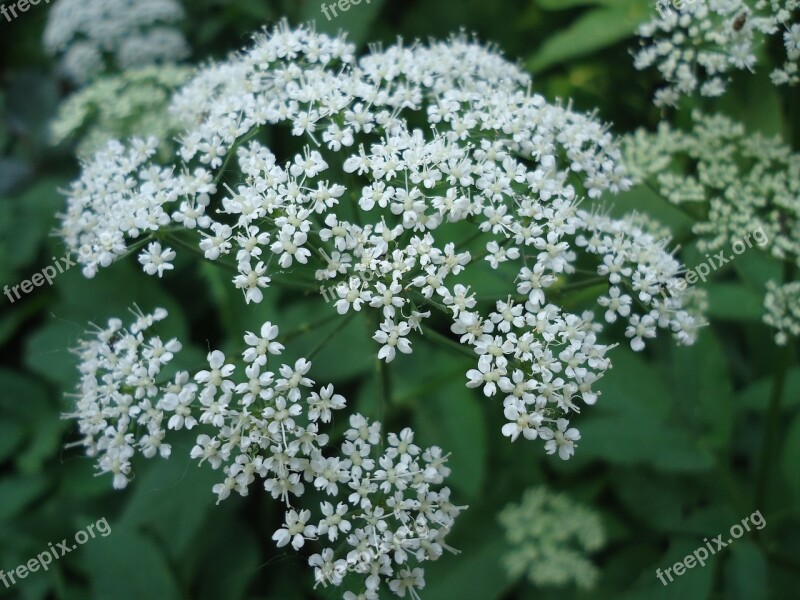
[307,312,357,360]
[374,315,392,456]
[755,262,797,508]
[166,232,320,291]
[419,326,476,362]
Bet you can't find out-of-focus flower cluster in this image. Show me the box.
[499,487,605,590]
[622,110,800,343]
[44,0,190,84]
[634,0,800,106]
[66,308,464,600]
[59,22,704,465]
[765,280,800,344]
[51,65,192,157]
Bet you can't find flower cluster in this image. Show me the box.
[59,22,703,462]
[764,280,800,344]
[64,306,180,489]
[634,0,800,106]
[622,110,800,343]
[51,65,192,157]
[44,0,190,84]
[65,308,464,599]
[498,487,605,590]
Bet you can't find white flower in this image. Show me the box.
[308,385,346,423]
[501,400,542,442]
[373,320,413,363]
[273,509,317,550]
[317,502,352,542]
[243,322,284,365]
[540,418,581,460]
[138,242,176,277]
[271,230,311,268]
[625,313,658,352]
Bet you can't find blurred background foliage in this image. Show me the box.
[1,0,799,599]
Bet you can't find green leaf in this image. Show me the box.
[527,0,646,72]
[622,538,715,600]
[119,445,219,562]
[413,380,487,499]
[611,470,693,532]
[667,330,733,450]
[0,475,49,522]
[423,526,511,600]
[24,258,188,387]
[0,369,64,472]
[280,303,372,382]
[83,528,182,600]
[302,0,389,47]
[0,297,47,347]
[188,515,262,600]
[737,368,800,411]
[3,178,67,269]
[609,184,694,235]
[724,542,767,600]
[24,319,85,389]
[731,249,784,292]
[0,420,25,463]
[576,348,714,471]
[717,68,786,137]
[705,283,764,322]
[579,415,714,471]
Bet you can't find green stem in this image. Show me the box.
[213,127,262,186]
[166,233,319,292]
[454,227,487,253]
[419,326,476,362]
[755,262,796,509]
[280,312,343,343]
[374,316,391,456]
[166,233,237,271]
[393,364,466,406]
[307,312,357,360]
